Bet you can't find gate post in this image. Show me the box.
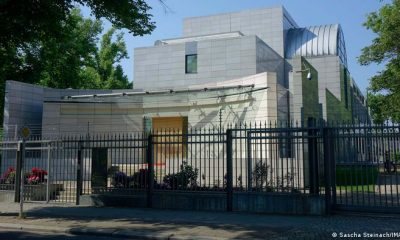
[226,129,233,211]
[14,141,23,203]
[323,127,332,214]
[76,140,83,205]
[46,143,51,203]
[146,134,154,208]
[307,118,319,194]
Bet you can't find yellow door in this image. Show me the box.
[152,117,188,175]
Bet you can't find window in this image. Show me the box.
[185,54,197,74]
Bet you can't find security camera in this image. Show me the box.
[307,71,312,80]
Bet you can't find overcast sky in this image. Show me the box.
[83,0,390,93]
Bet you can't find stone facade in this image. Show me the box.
[2,6,369,138]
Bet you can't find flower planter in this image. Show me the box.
[24,184,64,201]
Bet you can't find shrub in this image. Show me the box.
[0,167,15,184]
[31,167,47,182]
[252,160,270,189]
[111,171,130,188]
[107,166,120,176]
[336,165,378,186]
[25,167,48,185]
[131,169,155,188]
[163,162,198,189]
[394,152,400,163]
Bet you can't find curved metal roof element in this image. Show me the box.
[285,24,347,66]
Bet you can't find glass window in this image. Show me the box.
[185,54,197,74]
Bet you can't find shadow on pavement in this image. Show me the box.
[19,206,298,239]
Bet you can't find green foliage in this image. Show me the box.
[300,58,321,123]
[0,0,157,124]
[336,165,379,186]
[0,0,155,49]
[131,169,154,188]
[79,28,132,89]
[252,160,270,189]
[358,0,400,123]
[393,152,400,163]
[0,9,133,124]
[163,162,199,189]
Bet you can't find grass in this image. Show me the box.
[336,184,375,193]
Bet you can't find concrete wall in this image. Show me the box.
[2,80,143,138]
[288,56,367,123]
[182,6,297,57]
[42,72,283,137]
[289,57,321,125]
[256,37,285,87]
[135,35,284,90]
[0,190,14,202]
[42,99,144,137]
[303,56,341,121]
[81,191,326,215]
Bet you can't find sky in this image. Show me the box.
[83,0,390,94]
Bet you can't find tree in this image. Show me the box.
[79,27,132,89]
[37,9,103,89]
[359,0,400,123]
[0,0,155,48]
[0,9,131,124]
[1,0,160,125]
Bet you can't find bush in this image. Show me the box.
[131,169,155,188]
[111,171,130,188]
[25,167,48,185]
[163,162,198,189]
[252,160,270,189]
[394,152,400,163]
[336,165,378,186]
[0,167,15,184]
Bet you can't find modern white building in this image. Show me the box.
[1,6,372,194]
[3,6,368,138]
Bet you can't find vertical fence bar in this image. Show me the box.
[226,129,233,211]
[247,131,252,191]
[14,141,22,203]
[19,139,26,218]
[76,140,83,205]
[147,134,154,208]
[308,119,319,194]
[46,143,51,203]
[323,127,332,214]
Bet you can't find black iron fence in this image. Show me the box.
[329,124,400,211]
[1,122,399,213]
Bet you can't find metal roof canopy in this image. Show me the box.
[285,24,348,67]
[63,84,257,100]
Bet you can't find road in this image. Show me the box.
[0,229,130,240]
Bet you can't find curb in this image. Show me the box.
[0,223,226,240]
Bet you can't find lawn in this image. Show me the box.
[336,184,375,193]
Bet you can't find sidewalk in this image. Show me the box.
[0,202,399,239]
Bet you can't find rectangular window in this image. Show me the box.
[185,54,197,74]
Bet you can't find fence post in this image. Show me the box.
[19,139,26,218]
[46,143,51,203]
[226,129,233,211]
[323,127,332,214]
[146,134,154,208]
[246,132,252,191]
[14,141,22,203]
[307,118,319,194]
[76,140,83,205]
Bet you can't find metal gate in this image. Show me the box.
[330,124,400,212]
[1,123,399,213]
[0,139,79,203]
[229,124,325,194]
